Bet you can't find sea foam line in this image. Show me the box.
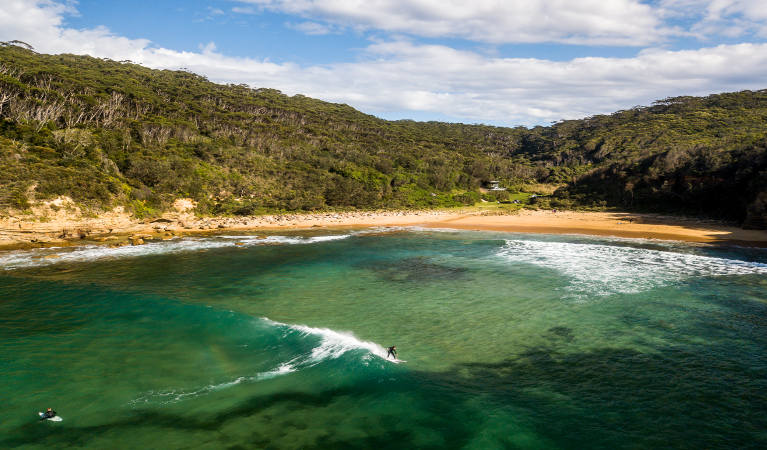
[497,239,767,297]
[0,234,353,270]
[128,366,295,406]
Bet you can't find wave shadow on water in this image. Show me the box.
[2,383,476,449]
[6,335,766,449]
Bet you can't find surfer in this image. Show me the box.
[386,346,397,359]
[40,408,57,420]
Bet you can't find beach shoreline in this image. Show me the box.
[1,208,766,251]
[426,210,767,247]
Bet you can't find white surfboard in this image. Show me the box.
[39,412,63,422]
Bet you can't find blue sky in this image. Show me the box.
[63,1,367,65]
[2,1,767,126]
[62,0,653,63]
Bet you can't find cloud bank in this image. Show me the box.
[234,0,666,46]
[1,1,766,126]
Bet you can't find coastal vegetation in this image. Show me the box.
[1,44,766,227]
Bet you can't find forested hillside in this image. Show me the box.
[1,44,766,227]
[0,44,531,216]
[536,93,767,228]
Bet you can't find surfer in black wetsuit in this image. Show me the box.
[40,408,57,420]
[387,346,397,359]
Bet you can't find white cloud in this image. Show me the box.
[308,41,767,125]
[285,21,335,35]
[660,0,767,38]
[231,6,258,14]
[0,0,150,58]
[1,1,767,126]
[234,0,668,46]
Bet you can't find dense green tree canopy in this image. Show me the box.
[1,44,766,227]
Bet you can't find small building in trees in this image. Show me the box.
[486,181,506,191]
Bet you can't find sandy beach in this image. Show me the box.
[2,205,767,250]
[429,209,767,245]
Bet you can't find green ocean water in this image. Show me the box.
[1,229,766,449]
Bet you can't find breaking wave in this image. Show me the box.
[263,317,394,364]
[0,234,353,270]
[130,316,394,406]
[497,239,767,297]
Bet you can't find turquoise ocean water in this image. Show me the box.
[1,229,766,449]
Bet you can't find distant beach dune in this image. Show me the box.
[1,208,766,250]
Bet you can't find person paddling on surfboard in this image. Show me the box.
[386,346,397,359]
[40,408,57,420]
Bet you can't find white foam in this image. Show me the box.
[263,317,393,365]
[129,376,246,406]
[128,363,300,406]
[497,239,767,298]
[0,234,353,270]
[254,318,396,378]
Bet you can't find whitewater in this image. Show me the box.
[496,238,767,297]
[0,233,354,270]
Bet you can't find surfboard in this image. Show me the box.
[38,412,62,422]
